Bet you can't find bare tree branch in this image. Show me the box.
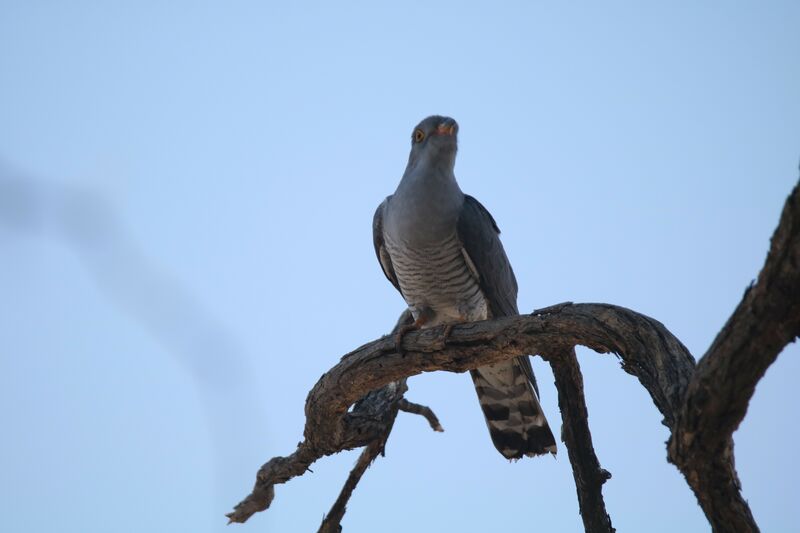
[542,347,614,533]
[318,442,384,533]
[230,178,799,532]
[668,180,800,532]
[317,395,444,533]
[398,399,444,432]
[228,311,414,526]
[229,302,696,525]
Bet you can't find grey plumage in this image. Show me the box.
[373,115,557,459]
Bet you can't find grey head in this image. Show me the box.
[387,116,465,244]
[404,115,459,175]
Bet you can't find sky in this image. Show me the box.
[1,2,799,532]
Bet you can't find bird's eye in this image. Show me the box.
[413,129,425,143]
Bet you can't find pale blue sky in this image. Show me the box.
[1,2,799,532]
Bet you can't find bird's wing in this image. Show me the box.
[456,194,519,318]
[373,196,402,294]
[457,195,540,394]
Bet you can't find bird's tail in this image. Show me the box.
[470,357,557,459]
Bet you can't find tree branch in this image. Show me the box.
[316,395,444,533]
[398,399,444,432]
[318,442,384,533]
[542,347,614,533]
[668,179,800,532]
[227,312,414,525]
[229,179,799,533]
[229,302,696,525]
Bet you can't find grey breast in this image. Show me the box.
[383,230,488,326]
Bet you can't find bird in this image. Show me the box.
[372,115,557,459]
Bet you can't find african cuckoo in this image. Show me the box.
[373,115,557,459]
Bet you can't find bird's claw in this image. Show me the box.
[438,323,455,349]
[394,321,422,356]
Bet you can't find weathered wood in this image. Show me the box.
[228,302,697,525]
[543,347,614,533]
[398,398,444,432]
[668,180,800,532]
[229,311,423,529]
[318,442,384,533]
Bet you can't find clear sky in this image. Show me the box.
[1,2,798,532]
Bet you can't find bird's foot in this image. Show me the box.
[394,317,428,356]
[437,323,455,349]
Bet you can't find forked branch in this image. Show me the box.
[228,301,696,526]
[668,179,800,532]
[229,178,799,532]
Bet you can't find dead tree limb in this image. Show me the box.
[228,302,696,525]
[229,311,444,531]
[315,392,443,533]
[318,441,384,533]
[668,180,800,532]
[542,347,614,533]
[229,178,799,531]
[398,399,444,432]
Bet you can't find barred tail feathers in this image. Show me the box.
[470,358,557,459]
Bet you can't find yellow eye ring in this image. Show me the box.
[413,129,425,143]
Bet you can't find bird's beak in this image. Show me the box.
[434,124,456,136]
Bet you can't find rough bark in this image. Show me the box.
[318,442,385,533]
[228,302,696,525]
[542,347,614,533]
[668,180,800,532]
[398,398,444,432]
[229,311,444,531]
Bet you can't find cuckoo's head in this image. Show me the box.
[406,115,459,172]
